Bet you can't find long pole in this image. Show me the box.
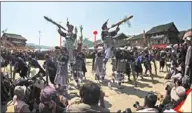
[94,35,96,47]
[39,31,41,51]
[59,22,62,47]
[60,34,62,47]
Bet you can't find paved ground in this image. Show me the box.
[6,59,167,112]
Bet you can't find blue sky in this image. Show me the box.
[1,2,192,46]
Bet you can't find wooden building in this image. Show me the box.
[146,22,179,48]
[1,33,27,47]
[113,33,129,47]
[178,30,186,43]
[127,33,145,47]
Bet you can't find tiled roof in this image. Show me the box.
[127,33,143,40]
[113,33,128,40]
[146,22,176,34]
[3,33,27,41]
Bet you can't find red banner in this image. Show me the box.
[152,44,167,49]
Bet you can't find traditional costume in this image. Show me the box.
[101,20,120,63]
[94,49,106,82]
[72,49,86,87]
[54,49,69,92]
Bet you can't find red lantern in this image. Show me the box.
[93,31,98,35]
[93,30,98,47]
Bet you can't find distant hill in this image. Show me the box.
[26,43,53,49]
[27,38,102,49]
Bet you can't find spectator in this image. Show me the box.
[67,82,110,112]
[13,86,31,113]
[170,86,186,109]
[184,37,192,87]
[171,66,182,81]
[162,81,175,105]
[39,86,66,113]
[177,89,192,112]
[137,93,158,112]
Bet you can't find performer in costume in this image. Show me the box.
[52,46,61,68]
[77,43,87,77]
[72,43,86,88]
[57,19,77,69]
[143,49,154,82]
[54,47,69,94]
[134,53,144,79]
[101,20,120,64]
[94,48,106,83]
[159,50,166,72]
[125,50,135,81]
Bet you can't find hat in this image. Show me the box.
[40,86,56,103]
[171,86,186,101]
[176,66,182,72]
[14,86,27,99]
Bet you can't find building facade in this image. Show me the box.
[1,33,27,47]
[146,22,179,48]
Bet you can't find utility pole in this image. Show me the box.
[39,31,41,51]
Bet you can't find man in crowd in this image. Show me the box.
[67,82,110,112]
[136,93,158,112]
[184,37,192,87]
[28,56,45,77]
[43,54,57,85]
[13,55,29,80]
[39,86,66,113]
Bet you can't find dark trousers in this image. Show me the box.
[19,66,28,78]
[48,70,56,84]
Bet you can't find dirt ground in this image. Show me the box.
[6,59,167,112]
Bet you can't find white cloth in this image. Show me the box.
[171,73,182,81]
[105,47,112,59]
[137,108,159,113]
[163,109,176,112]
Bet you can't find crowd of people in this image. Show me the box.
[1,19,191,112]
[1,33,191,113]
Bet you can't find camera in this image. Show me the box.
[133,101,140,108]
